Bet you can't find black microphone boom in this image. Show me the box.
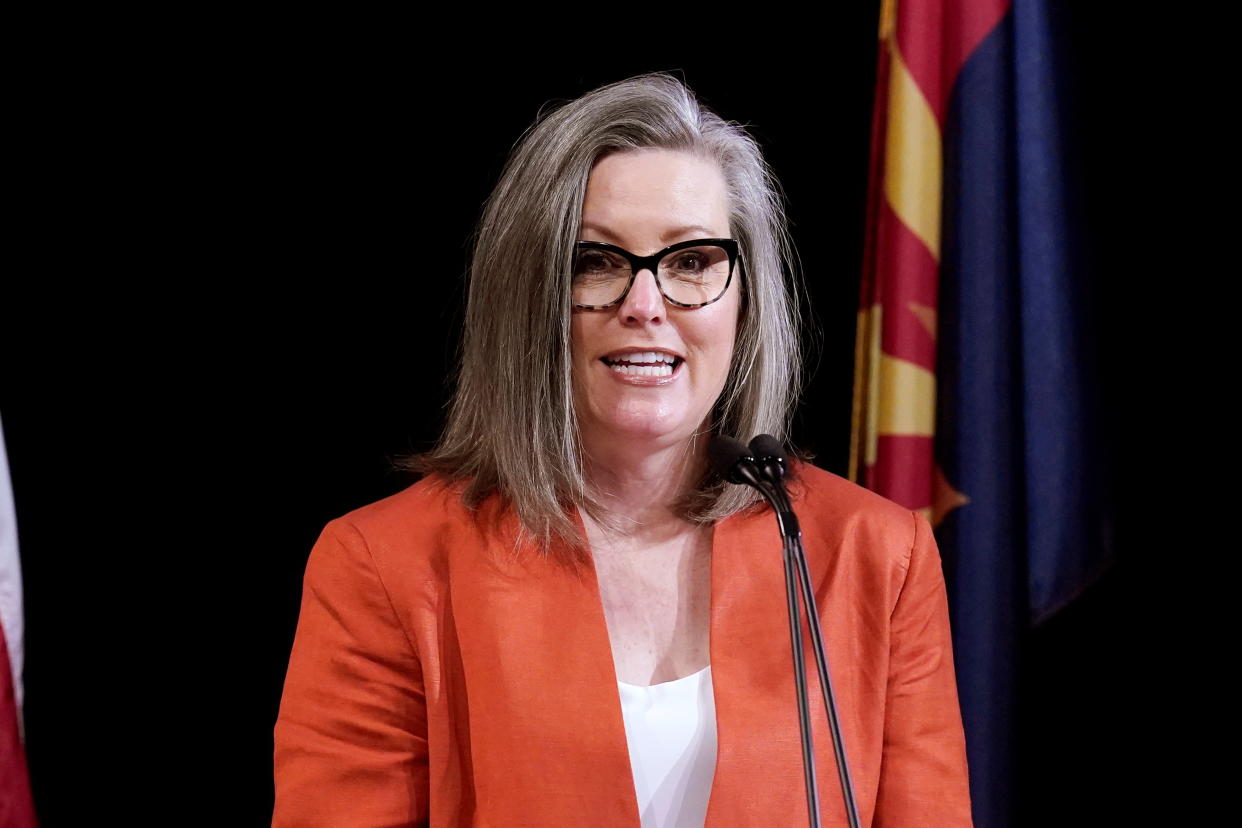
[708,434,862,828]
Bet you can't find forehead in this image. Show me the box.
[580,149,730,245]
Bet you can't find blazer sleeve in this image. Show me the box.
[273,519,430,828]
[873,511,973,827]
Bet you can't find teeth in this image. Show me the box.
[609,362,674,377]
[608,351,675,364]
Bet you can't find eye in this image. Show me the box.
[574,251,606,272]
[573,249,625,279]
[664,251,715,284]
[672,252,707,271]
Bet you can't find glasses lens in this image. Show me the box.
[572,247,631,307]
[572,243,734,307]
[658,244,732,306]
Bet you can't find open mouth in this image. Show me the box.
[600,351,684,377]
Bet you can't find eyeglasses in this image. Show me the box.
[572,238,740,310]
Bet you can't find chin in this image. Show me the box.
[588,408,702,448]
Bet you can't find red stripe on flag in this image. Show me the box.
[868,435,935,511]
[874,198,939,372]
[894,0,1011,122]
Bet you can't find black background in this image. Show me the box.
[2,7,1179,825]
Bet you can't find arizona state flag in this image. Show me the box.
[852,1,1115,825]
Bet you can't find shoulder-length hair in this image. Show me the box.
[398,71,807,567]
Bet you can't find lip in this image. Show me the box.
[597,347,684,386]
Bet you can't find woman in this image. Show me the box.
[273,72,972,826]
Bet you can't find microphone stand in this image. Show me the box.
[724,442,862,828]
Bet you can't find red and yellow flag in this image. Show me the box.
[850,0,1007,526]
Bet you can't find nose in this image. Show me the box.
[617,267,665,324]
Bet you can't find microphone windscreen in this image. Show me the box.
[748,434,786,462]
[707,435,752,479]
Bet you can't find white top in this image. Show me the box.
[616,665,717,827]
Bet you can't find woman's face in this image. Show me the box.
[571,148,741,454]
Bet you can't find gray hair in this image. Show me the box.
[398,71,806,569]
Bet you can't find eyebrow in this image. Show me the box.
[579,223,721,243]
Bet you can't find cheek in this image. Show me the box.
[701,311,740,376]
[569,317,592,378]
[570,318,611,410]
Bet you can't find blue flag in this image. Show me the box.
[936,2,1116,825]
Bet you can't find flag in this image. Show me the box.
[851,1,1115,825]
[1,413,36,826]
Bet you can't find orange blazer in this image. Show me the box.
[273,462,972,826]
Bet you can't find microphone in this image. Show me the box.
[710,434,800,538]
[707,434,790,501]
[707,435,764,487]
[748,433,787,483]
[710,433,861,828]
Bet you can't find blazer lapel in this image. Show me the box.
[705,491,868,827]
[448,501,641,824]
[704,505,818,825]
